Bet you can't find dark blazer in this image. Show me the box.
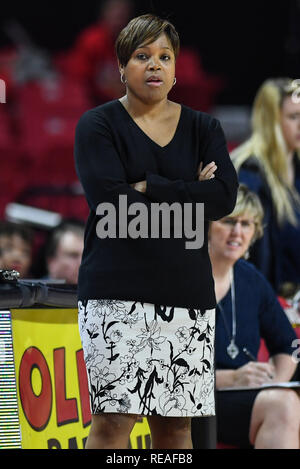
[238,155,300,292]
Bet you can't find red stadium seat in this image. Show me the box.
[168,48,224,112]
[15,76,91,185]
[0,106,26,216]
[16,76,91,117]
[15,183,89,221]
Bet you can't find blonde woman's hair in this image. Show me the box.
[231,77,300,225]
[230,184,264,243]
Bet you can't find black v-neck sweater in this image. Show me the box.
[74,99,238,309]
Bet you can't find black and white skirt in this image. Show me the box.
[78,299,215,418]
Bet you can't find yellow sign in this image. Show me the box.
[11,308,151,449]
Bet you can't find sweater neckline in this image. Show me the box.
[117,99,184,150]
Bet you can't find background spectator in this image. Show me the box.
[66,0,133,104]
[43,220,85,284]
[207,184,300,449]
[231,78,300,292]
[0,221,33,278]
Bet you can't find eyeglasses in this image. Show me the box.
[218,217,255,232]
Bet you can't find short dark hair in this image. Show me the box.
[115,14,180,67]
[45,219,85,259]
[0,221,33,246]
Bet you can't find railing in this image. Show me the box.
[0,277,77,309]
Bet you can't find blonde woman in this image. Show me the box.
[231,78,300,291]
[206,185,299,449]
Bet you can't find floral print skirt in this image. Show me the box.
[78,299,216,418]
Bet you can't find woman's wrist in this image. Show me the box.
[216,369,237,389]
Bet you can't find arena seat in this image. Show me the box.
[0,106,26,216]
[15,76,91,185]
[15,183,89,221]
[16,76,91,117]
[167,48,224,112]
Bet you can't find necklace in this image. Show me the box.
[217,269,239,360]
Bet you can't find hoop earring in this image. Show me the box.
[173,77,177,86]
[120,74,127,84]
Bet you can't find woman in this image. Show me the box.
[74,14,238,449]
[0,221,33,278]
[208,184,300,449]
[231,78,300,292]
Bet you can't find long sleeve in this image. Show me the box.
[145,118,239,220]
[74,109,158,213]
[74,101,225,310]
[215,260,297,370]
[259,274,297,357]
[238,165,280,289]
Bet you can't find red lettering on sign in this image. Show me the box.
[53,348,79,426]
[19,347,52,431]
[76,349,91,427]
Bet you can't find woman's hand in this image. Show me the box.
[233,362,276,387]
[130,180,147,193]
[131,162,217,192]
[198,161,218,181]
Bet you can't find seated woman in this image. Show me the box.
[209,184,300,449]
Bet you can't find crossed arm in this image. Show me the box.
[131,161,218,192]
[75,110,238,221]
